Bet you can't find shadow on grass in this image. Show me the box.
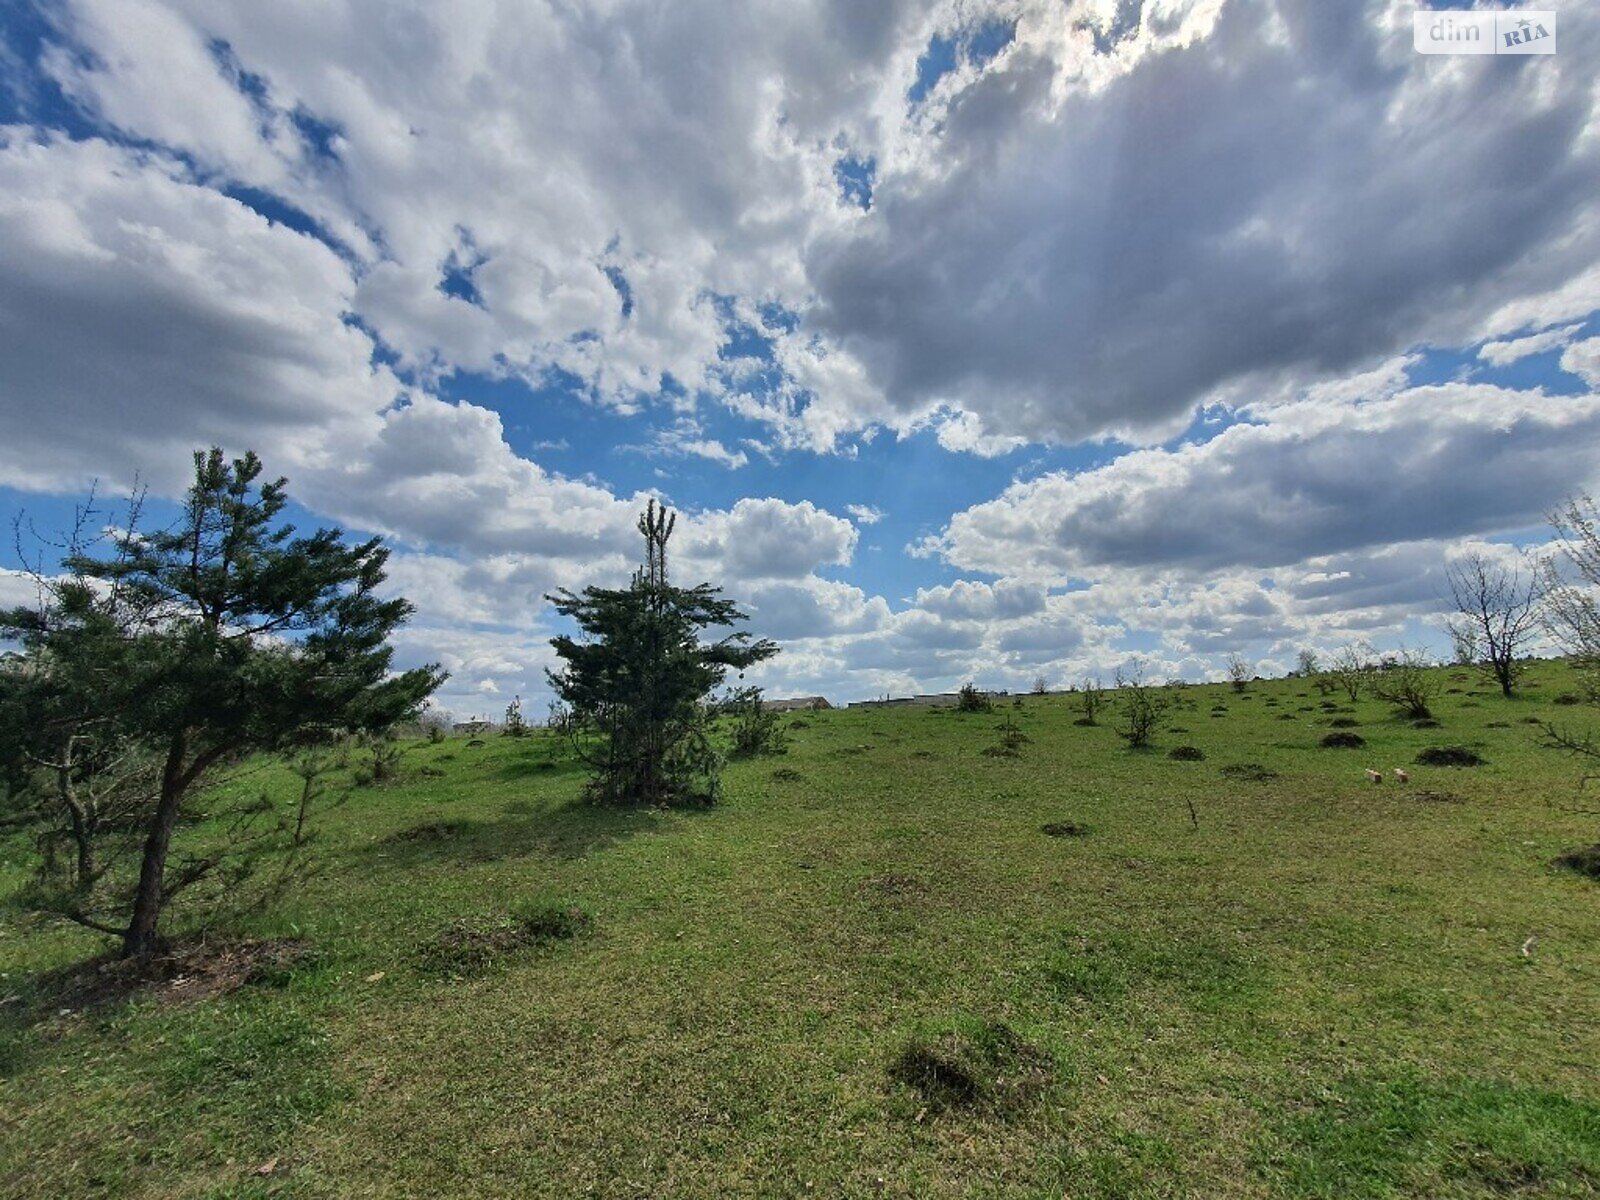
[364,799,667,867]
[0,936,318,1069]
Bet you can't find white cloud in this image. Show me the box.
[846,504,886,525]
[930,381,1600,578]
[1563,337,1600,388]
[0,131,393,493]
[1479,324,1583,367]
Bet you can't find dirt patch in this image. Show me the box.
[1072,717,1097,727]
[770,767,803,781]
[1320,732,1366,749]
[1167,745,1205,761]
[910,749,936,759]
[388,819,468,843]
[1328,717,1361,729]
[1416,746,1485,767]
[1413,718,1441,729]
[417,905,593,976]
[1554,693,1583,706]
[862,872,928,898]
[889,1019,1054,1116]
[1553,845,1600,880]
[1041,821,1090,838]
[34,937,313,1013]
[1413,790,1466,805]
[1220,763,1278,782]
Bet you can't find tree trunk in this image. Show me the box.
[56,768,96,885]
[123,732,186,958]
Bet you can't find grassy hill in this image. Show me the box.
[3,660,1599,1198]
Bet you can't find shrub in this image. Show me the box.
[1320,732,1366,749]
[1329,717,1361,729]
[1079,679,1104,725]
[728,687,789,758]
[956,682,994,713]
[1554,693,1583,706]
[1042,821,1090,837]
[1369,649,1440,720]
[1168,745,1205,761]
[1415,746,1485,767]
[1114,671,1167,749]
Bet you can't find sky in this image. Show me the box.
[1,0,1598,719]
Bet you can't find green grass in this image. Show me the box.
[3,662,1600,1197]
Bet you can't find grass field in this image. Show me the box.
[3,660,1599,1198]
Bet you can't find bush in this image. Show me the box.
[1114,672,1167,749]
[957,682,994,714]
[1079,679,1104,725]
[1168,745,1205,761]
[727,687,789,758]
[1415,746,1485,767]
[1554,693,1583,706]
[1369,649,1440,720]
[1041,821,1090,837]
[1329,717,1361,729]
[1320,732,1366,749]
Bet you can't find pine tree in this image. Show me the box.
[546,501,777,806]
[0,449,444,957]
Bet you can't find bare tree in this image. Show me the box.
[1295,648,1320,678]
[1226,653,1250,694]
[1543,494,1600,698]
[1328,643,1372,702]
[1443,552,1540,698]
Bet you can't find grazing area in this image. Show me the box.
[3,660,1600,1198]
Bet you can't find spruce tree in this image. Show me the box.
[546,500,777,806]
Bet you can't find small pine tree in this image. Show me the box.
[1079,678,1105,725]
[546,502,778,806]
[504,694,527,738]
[956,682,993,713]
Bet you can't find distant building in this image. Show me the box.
[766,696,832,712]
[847,690,1008,710]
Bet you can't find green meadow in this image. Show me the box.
[3,661,1599,1198]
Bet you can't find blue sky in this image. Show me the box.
[2,0,1598,718]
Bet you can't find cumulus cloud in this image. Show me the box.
[930,381,1600,578]
[5,0,1599,707]
[806,0,1600,444]
[0,131,393,493]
